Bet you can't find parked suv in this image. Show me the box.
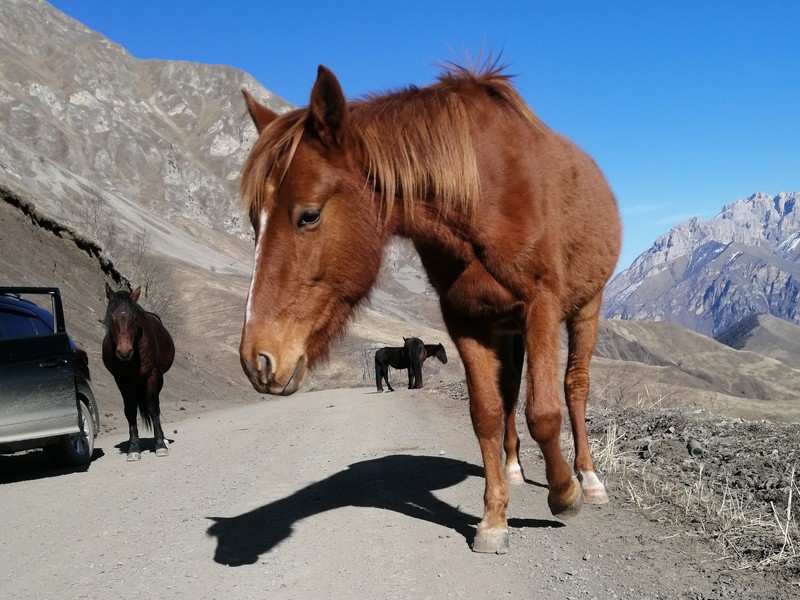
[0,287,99,465]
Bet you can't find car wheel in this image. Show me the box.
[59,401,96,466]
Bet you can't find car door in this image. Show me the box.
[0,309,79,444]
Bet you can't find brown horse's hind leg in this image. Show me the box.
[495,332,525,486]
[524,295,583,519]
[565,295,608,504]
[454,332,510,554]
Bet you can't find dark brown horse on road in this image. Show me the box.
[403,336,426,390]
[238,61,621,553]
[103,284,174,461]
[375,338,448,392]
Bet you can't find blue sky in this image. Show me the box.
[49,0,800,273]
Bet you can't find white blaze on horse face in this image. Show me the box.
[245,209,269,325]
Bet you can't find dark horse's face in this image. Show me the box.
[436,344,448,364]
[105,283,142,362]
[239,67,386,395]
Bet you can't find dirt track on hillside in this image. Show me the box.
[1,387,794,599]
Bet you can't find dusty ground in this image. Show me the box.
[1,385,797,600]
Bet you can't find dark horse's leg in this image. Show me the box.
[495,332,525,485]
[146,371,169,457]
[385,368,394,392]
[565,293,608,504]
[411,340,425,389]
[118,380,141,461]
[375,355,384,392]
[375,355,394,392]
[412,356,423,389]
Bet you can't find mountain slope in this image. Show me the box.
[0,0,290,273]
[715,313,800,370]
[603,192,800,337]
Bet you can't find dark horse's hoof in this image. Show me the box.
[155,446,169,457]
[127,451,142,462]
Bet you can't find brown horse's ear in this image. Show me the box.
[130,286,141,303]
[307,65,348,146]
[242,89,278,133]
[105,283,115,300]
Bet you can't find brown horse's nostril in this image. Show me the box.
[257,353,273,385]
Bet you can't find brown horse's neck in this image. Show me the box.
[384,194,472,258]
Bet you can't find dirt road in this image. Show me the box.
[0,387,790,599]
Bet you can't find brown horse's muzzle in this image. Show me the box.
[240,349,307,396]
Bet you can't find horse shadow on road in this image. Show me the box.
[206,454,563,566]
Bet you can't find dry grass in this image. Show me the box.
[584,416,800,574]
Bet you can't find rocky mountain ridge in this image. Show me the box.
[603,192,800,337]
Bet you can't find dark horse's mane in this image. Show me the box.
[240,61,543,226]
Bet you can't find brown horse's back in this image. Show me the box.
[462,89,620,315]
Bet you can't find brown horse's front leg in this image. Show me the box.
[525,294,583,518]
[454,333,510,554]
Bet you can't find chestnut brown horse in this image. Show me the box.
[103,284,174,461]
[238,61,621,553]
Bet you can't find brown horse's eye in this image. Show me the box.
[297,209,321,228]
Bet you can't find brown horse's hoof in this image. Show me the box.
[548,476,583,520]
[579,471,609,505]
[127,452,141,462]
[472,529,510,554]
[155,447,169,457]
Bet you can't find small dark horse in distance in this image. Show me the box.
[375,337,448,392]
[238,60,621,553]
[103,283,175,461]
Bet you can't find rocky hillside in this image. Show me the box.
[0,0,288,273]
[603,192,800,337]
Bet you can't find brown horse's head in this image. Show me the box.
[104,283,142,362]
[239,67,387,395]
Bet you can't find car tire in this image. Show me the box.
[59,401,96,466]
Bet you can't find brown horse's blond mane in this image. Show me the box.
[240,64,542,223]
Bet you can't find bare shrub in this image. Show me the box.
[591,362,681,410]
[78,185,118,255]
[114,229,181,333]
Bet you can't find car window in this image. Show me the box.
[0,311,53,340]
